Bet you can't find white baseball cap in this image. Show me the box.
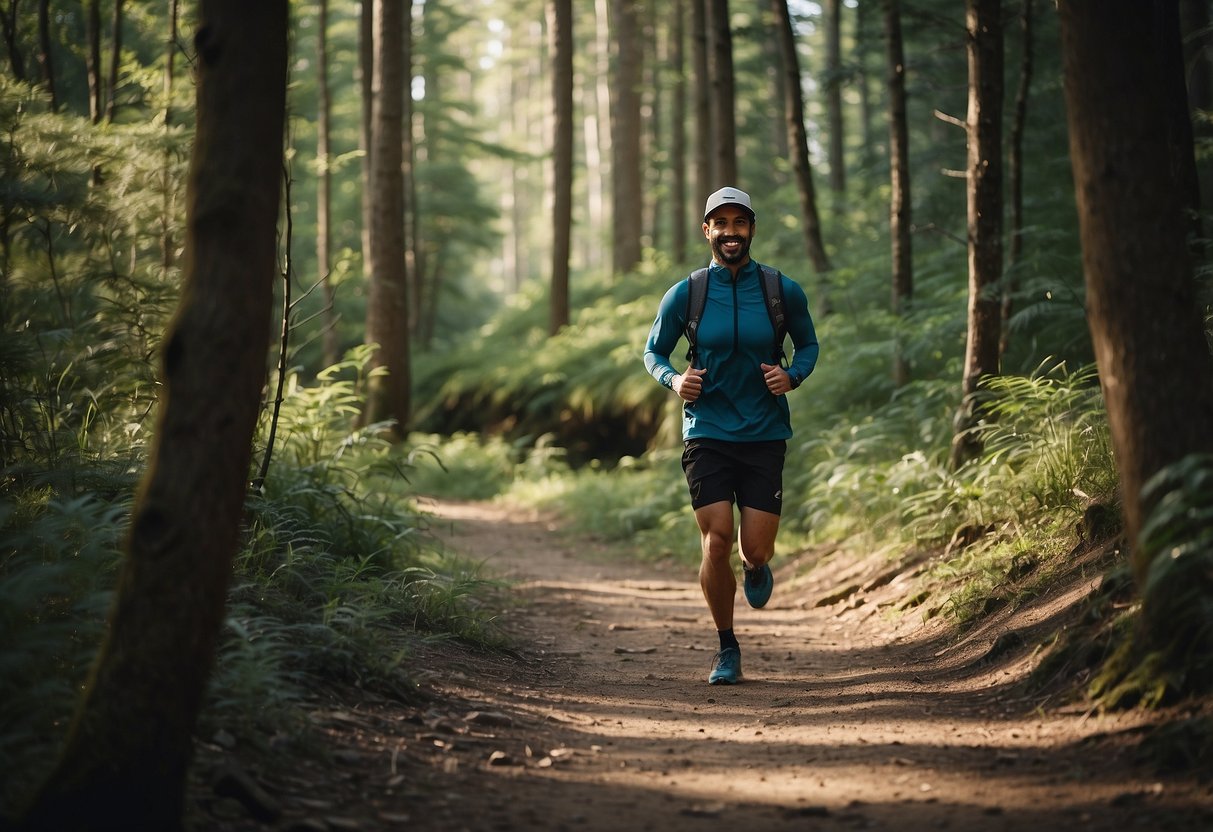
[703,186,755,221]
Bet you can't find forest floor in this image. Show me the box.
[190,498,1213,831]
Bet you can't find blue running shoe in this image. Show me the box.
[708,647,742,685]
[743,563,773,608]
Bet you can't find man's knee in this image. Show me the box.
[741,548,772,568]
[702,529,733,561]
[738,534,775,567]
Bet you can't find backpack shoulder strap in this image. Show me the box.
[758,264,788,366]
[684,267,710,365]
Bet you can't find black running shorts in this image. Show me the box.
[681,438,787,515]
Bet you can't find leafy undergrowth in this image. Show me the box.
[775,511,1213,789]
[0,372,513,819]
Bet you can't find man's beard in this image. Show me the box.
[711,234,751,265]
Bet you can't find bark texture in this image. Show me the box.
[1059,0,1213,583]
[363,0,410,433]
[549,0,573,333]
[885,0,912,387]
[950,0,1003,469]
[610,0,643,274]
[772,0,831,276]
[705,0,737,186]
[20,2,288,827]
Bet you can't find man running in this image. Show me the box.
[643,186,819,684]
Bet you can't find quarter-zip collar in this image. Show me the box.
[708,258,757,284]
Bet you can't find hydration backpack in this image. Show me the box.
[684,264,787,368]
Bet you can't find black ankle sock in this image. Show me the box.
[718,628,739,652]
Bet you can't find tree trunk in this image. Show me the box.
[417,2,438,348]
[408,133,424,340]
[610,0,643,275]
[999,0,1035,360]
[670,0,688,263]
[1059,0,1213,583]
[86,0,102,124]
[591,0,612,270]
[825,0,846,195]
[400,10,417,334]
[706,0,737,186]
[856,0,874,169]
[549,0,572,334]
[160,0,179,274]
[363,0,410,436]
[949,0,1003,470]
[19,2,288,827]
[316,0,339,368]
[509,68,528,290]
[885,0,912,387]
[1,0,26,82]
[765,9,790,164]
[105,0,124,123]
[771,0,831,279]
[36,0,57,111]
[358,0,373,326]
[643,5,662,253]
[690,0,712,205]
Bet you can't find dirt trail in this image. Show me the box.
[204,498,1212,831]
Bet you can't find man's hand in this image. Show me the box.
[673,367,706,402]
[761,362,792,396]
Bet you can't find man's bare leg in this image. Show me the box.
[738,506,779,608]
[694,500,736,631]
[738,506,780,571]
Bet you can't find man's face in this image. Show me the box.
[703,205,755,266]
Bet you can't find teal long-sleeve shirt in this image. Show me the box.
[643,260,819,442]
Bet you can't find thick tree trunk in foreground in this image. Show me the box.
[20,2,288,828]
[1059,0,1213,583]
